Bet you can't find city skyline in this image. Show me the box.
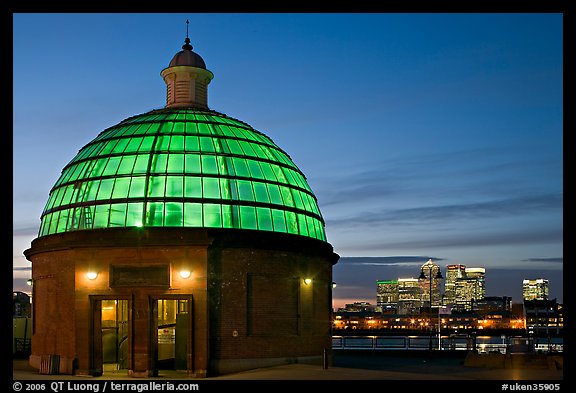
[12,13,563,308]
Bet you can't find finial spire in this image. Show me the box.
[182,19,192,51]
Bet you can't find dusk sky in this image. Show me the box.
[12,13,563,308]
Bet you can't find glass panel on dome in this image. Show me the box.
[94,204,111,228]
[185,136,200,152]
[305,216,316,238]
[184,176,202,198]
[172,122,185,134]
[267,184,283,205]
[183,202,202,226]
[148,176,166,197]
[271,209,287,233]
[109,203,128,227]
[150,154,168,173]
[133,154,149,174]
[46,212,58,235]
[250,143,267,159]
[125,137,143,153]
[103,157,121,176]
[117,155,136,174]
[285,211,298,234]
[128,177,145,198]
[204,203,222,228]
[237,180,255,201]
[239,206,257,230]
[157,135,171,151]
[126,203,143,227]
[292,190,305,209]
[164,202,184,226]
[197,123,212,136]
[201,155,218,174]
[100,139,120,155]
[86,180,100,200]
[184,121,198,135]
[146,123,163,135]
[96,179,114,200]
[247,160,264,179]
[60,185,75,205]
[111,138,130,154]
[231,157,249,177]
[170,135,185,151]
[221,204,233,228]
[218,125,236,137]
[219,178,231,199]
[272,165,288,183]
[297,214,309,236]
[167,153,185,173]
[280,186,295,207]
[256,207,273,231]
[260,163,277,181]
[200,137,216,153]
[165,176,183,198]
[216,156,228,176]
[225,139,244,155]
[137,136,155,152]
[253,182,270,203]
[89,158,108,177]
[57,209,70,232]
[112,178,130,199]
[146,202,164,226]
[238,141,256,157]
[184,154,201,174]
[203,177,220,199]
[132,123,151,135]
[159,122,174,134]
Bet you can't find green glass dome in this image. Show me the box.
[38,107,327,242]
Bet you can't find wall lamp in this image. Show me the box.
[179,270,192,279]
[86,271,98,280]
[304,278,312,285]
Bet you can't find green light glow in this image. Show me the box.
[39,108,327,242]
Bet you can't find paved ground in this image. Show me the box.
[12,351,564,381]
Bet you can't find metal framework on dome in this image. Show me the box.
[38,108,327,242]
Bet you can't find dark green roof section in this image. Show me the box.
[39,108,326,242]
[376,280,399,284]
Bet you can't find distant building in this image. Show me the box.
[338,302,376,312]
[473,296,512,312]
[524,299,562,336]
[418,259,443,308]
[397,278,421,315]
[453,267,485,312]
[523,278,549,301]
[376,280,398,313]
[444,264,466,306]
[13,291,31,318]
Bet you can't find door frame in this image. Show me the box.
[89,295,133,376]
[149,294,194,375]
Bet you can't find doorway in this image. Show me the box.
[101,299,129,371]
[151,296,192,375]
[91,296,130,376]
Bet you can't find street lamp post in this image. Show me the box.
[420,262,443,351]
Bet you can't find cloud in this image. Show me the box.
[316,147,562,209]
[336,227,563,252]
[13,267,31,271]
[337,256,445,266]
[326,193,562,228]
[521,257,563,264]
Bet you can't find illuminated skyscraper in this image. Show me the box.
[444,264,466,306]
[523,278,549,300]
[376,280,399,312]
